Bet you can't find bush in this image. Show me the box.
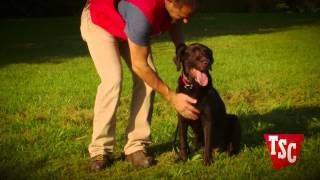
[246,0,277,12]
[198,0,248,12]
[284,0,320,13]
[199,0,320,13]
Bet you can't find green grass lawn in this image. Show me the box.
[1,13,320,179]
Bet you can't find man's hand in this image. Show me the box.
[168,92,199,120]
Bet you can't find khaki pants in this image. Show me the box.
[80,4,155,157]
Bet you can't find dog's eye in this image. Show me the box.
[199,58,209,63]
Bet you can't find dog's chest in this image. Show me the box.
[179,86,226,114]
[178,85,209,99]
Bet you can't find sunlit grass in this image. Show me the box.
[1,13,320,179]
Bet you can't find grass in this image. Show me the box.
[1,13,320,179]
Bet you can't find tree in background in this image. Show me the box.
[0,0,319,18]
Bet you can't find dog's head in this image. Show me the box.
[174,43,214,87]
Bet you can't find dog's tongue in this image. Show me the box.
[191,69,208,86]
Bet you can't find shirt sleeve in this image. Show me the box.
[118,1,151,46]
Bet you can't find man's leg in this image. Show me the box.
[119,43,156,167]
[81,4,122,169]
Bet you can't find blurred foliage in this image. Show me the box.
[199,0,320,13]
[0,0,86,18]
[0,0,319,18]
[283,0,320,13]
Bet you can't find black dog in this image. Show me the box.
[174,43,241,165]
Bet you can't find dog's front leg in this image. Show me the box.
[178,117,188,161]
[202,112,213,165]
[190,122,204,152]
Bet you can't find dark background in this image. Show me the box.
[0,0,319,18]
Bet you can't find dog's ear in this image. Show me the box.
[208,48,214,71]
[173,43,187,71]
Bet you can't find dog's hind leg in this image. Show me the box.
[190,122,204,153]
[227,114,241,155]
[202,111,213,165]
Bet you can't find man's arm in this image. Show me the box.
[169,22,185,47]
[128,38,199,120]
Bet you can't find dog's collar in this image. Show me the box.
[179,73,194,90]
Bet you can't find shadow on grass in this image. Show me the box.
[149,141,175,157]
[241,106,320,147]
[0,13,319,67]
[0,155,49,179]
[0,106,319,178]
[154,13,320,43]
[149,106,320,157]
[0,17,88,67]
